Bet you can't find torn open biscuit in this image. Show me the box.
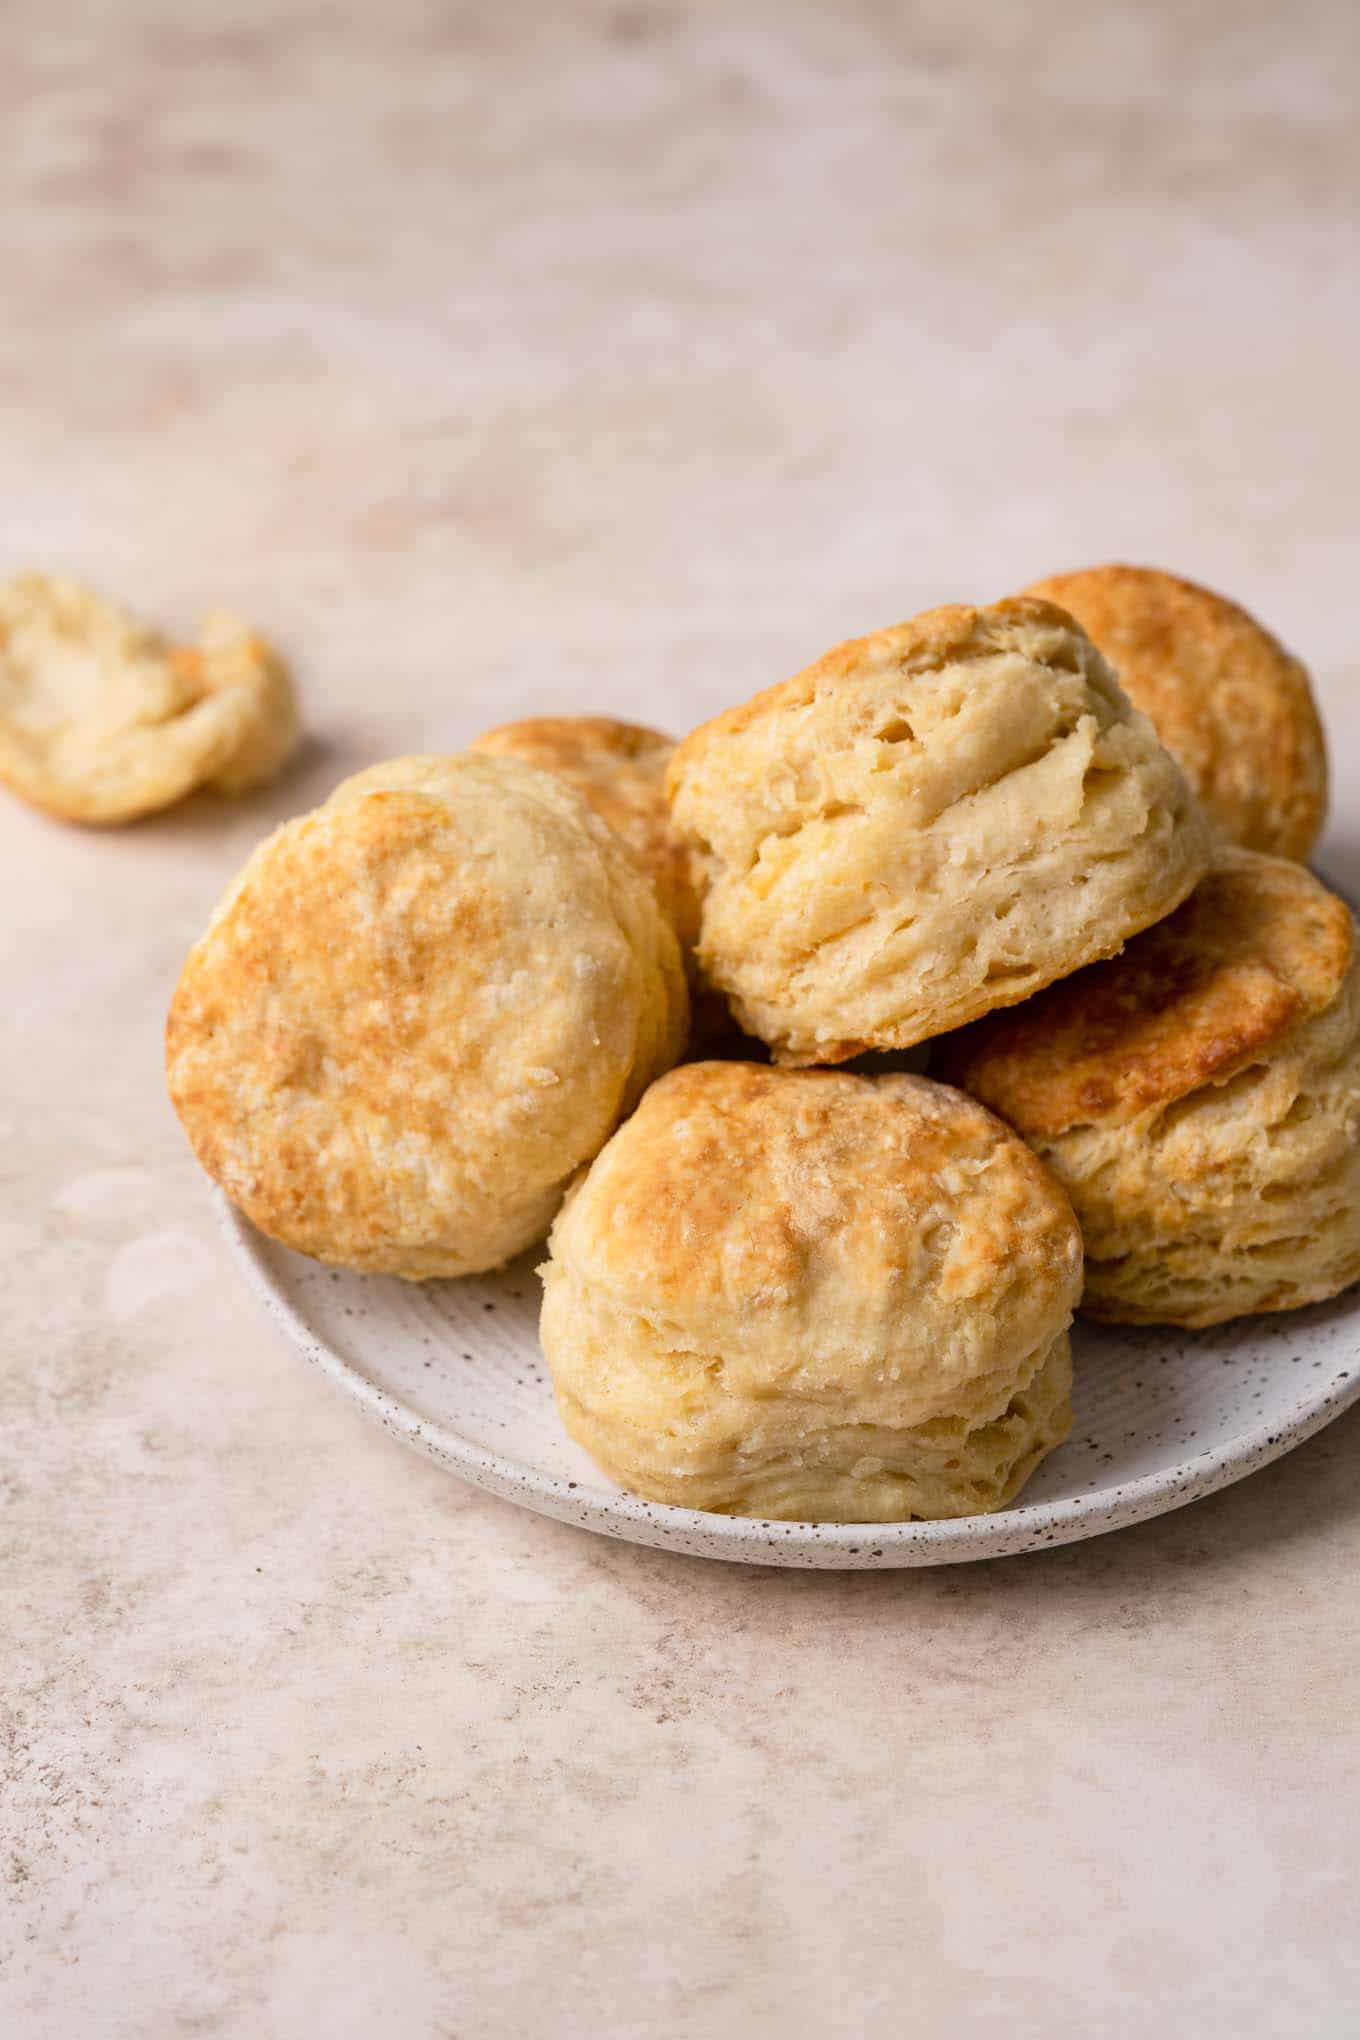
[0,573,298,824]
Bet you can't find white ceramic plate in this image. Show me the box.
[217,1191,1360,1568]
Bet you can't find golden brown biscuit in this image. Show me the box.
[0,573,298,824]
[938,848,1360,1326]
[540,1062,1081,1520]
[167,754,688,1278]
[1022,565,1326,859]
[666,599,1211,1064]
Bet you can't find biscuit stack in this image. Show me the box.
[165,565,1360,1524]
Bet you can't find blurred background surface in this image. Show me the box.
[4,1,1357,768]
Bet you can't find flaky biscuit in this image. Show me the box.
[666,598,1211,1064]
[540,1062,1081,1521]
[939,849,1360,1326]
[167,753,689,1278]
[0,573,298,824]
[1022,565,1326,859]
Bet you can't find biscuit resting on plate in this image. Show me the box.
[540,1062,1081,1521]
[0,573,298,823]
[938,848,1360,1327]
[1022,564,1326,860]
[167,754,688,1278]
[666,598,1211,1064]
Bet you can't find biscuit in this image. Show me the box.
[167,753,689,1278]
[470,713,738,1046]
[938,848,1360,1326]
[0,573,298,824]
[470,716,700,956]
[540,1062,1081,1520]
[666,599,1211,1063]
[1022,565,1326,859]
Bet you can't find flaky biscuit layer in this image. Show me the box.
[540,1063,1080,1519]
[667,598,1211,1063]
[1023,564,1326,860]
[941,851,1360,1326]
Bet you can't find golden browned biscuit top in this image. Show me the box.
[166,752,688,1277]
[939,848,1354,1138]
[1021,564,1326,859]
[556,1059,1080,1333]
[472,714,699,951]
[666,597,1075,779]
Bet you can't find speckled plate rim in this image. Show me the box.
[217,1192,1360,1569]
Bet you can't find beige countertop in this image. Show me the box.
[5,3,1359,2033]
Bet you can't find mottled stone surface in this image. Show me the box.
[3,2,1359,2033]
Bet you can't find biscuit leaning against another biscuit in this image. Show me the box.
[540,1062,1082,1522]
[167,754,689,1279]
[1021,565,1327,860]
[0,573,298,823]
[470,716,701,959]
[468,713,735,1046]
[937,848,1360,1328]
[666,597,1212,1064]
